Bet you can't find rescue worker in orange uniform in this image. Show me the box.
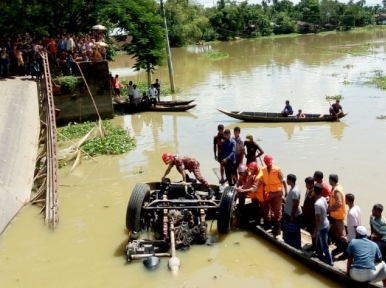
[235,162,265,224]
[259,154,288,235]
[328,173,348,257]
[161,153,215,198]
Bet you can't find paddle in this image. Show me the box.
[327,99,340,122]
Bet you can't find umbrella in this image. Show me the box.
[95,41,108,47]
[92,24,107,31]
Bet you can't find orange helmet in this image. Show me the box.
[247,162,259,174]
[237,164,248,173]
[263,155,274,165]
[162,153,172,164]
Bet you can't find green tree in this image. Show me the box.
[209,0,243,39]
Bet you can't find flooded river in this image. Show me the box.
[1,30,386,287]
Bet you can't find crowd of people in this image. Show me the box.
[161,125,386,286]
[0,32,107,79]
[110,74,161,107]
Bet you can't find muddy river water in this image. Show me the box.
[1,30,386,287]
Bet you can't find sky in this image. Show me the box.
[195,0,383,7]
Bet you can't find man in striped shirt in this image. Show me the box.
[370,204,386,261]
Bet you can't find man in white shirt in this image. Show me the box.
[132,84,141,106]
[337,193,361,261]
[148,84,158,107]
[66,34,75,53]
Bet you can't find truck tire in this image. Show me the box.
[217,186,236,234]
[126,183,151,231]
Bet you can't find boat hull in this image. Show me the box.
[157,100,194,106]
[217,108,347,122]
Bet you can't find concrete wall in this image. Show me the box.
[55,61,113,124]
[0,77,40,234]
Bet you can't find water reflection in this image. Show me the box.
[225,121,348,141]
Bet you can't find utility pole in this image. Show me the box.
[160,0,175,93]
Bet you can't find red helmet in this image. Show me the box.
[247,162,259,173]
[263,154,274,165]
[162,153,172,164]
[237,164,248,173]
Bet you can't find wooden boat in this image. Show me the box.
[113,99,196,113]
[148,104,196,112]
[235,206,381,287]
[217,108,348,122]
[157,100,195,106]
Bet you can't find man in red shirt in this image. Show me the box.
[313,171,330,198]
[213,124,225,184]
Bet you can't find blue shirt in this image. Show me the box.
[222,138,236,164]
[284,104,293,114]
[347,238,382,269]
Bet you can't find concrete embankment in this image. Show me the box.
[0,77,40,234]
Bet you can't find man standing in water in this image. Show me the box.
[213,124,225,184]
[260,154,287,235]
[313,183,333,266]
[161,153,215,198]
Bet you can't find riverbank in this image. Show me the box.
[0,77,40,234]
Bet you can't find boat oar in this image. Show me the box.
[327,99,340,122]
[168,219,181,273]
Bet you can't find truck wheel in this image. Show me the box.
[126,183,150,231]
[217,186,236,234]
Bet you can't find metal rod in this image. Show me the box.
[129,253,171,260]
[145,205,218,210]
[160,0,175,93]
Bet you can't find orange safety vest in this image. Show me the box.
[249,170,264,202]
[262,165,282,193]
[330,184,346,220]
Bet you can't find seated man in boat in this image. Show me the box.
[329,100,344,116]
[369,204,386,261]
[301,177,317,251]
[346,226,386,286]
[161,153,215,198]
[141,92,151,107]
[283,174,302,249]
[296,109,306,118]
[281,100,293,117]
[244,134,264,165]
[313,183,333,266]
